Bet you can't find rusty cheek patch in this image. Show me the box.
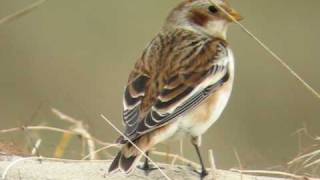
[188,9,210,27]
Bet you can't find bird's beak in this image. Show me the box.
[226,8,243,22]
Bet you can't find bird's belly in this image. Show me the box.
[176,83,233,137]
[152,81,233,144]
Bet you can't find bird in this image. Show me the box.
[108,0,242,178]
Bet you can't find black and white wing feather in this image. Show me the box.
[121,30,231,142]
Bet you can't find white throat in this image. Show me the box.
[205,20,228,39]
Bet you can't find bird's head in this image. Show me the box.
[165,0,242,39]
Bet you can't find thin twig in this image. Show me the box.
[80,139,199,168]
[52,108,96,160]
[179,140,184,158]
[100,114,172,180]
[74,126,96,160]
[302,153,319,166]
[54,133,73,158]
[31,139,42,156]
[210,0,320,100]
[208,149,217,177]
[0,0,47,25]
[81,144,119,160]
[51,108,79,124]
[0,126,74,135]
[0,126,108,147]
[288,150,320,165]
[170,155,178,167]
[1,125,193,164]
[79,140,200,169]
[233,148,244,170]
[305,158,320,168]
[151,151,200,169]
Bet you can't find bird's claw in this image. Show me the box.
[137,164,164,175]
[192,169,209,180]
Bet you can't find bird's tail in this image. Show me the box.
[108,140,146,174]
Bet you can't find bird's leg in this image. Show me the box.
[142,151,150,170]
[191,136,208,179]
[138,151,162,175]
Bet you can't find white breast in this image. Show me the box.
[175,48,235,138]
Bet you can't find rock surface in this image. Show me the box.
[0,157,312,180]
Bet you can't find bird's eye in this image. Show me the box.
[208,5,218,14]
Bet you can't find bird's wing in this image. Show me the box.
[122,31,232,142]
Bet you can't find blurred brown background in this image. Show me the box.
[0,0,319,171]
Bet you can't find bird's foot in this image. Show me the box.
[192,169,209,180]
[137,164,163,175]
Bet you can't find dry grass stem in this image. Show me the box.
[31,139,42,156]
[0,126,75,135]
[0,125,109,146]
[51,108,79,124]
[179,140,184,157]
[81,144,119,160]
[51,108,96,160]
[209,149,217,177]
[1,109,318,179]
[288,127,320,175]
[0,0,47,25]
[0,126,198,168]
[151,151,200,169]
[54,133,73,158]
[100,114,172,180]
[233,148,244,170]
[288,148,320,168]
[209,0,320,100]
[170,155,178,166]
[305,159,320,168]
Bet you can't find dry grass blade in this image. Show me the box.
[1,110,319,179]
[31,139,42,156]
[51,108,79,124]
[0,0,47,25]
[54,133,73,158]
[0,126,74,135]
[305,158,320,168]
[151,151,200,169]
[52,108,97,160]
[208,149,217,177]
[288,150,320,165]
[0,123,200,169]
[233,148,244,170]
[81,144,119,160]
[100,114,172,180]
[0,125,109,147]
[209,0,320,101]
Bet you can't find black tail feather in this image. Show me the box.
[120,154,139,173]
[108,152,121,174]
[108,150,141,174]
